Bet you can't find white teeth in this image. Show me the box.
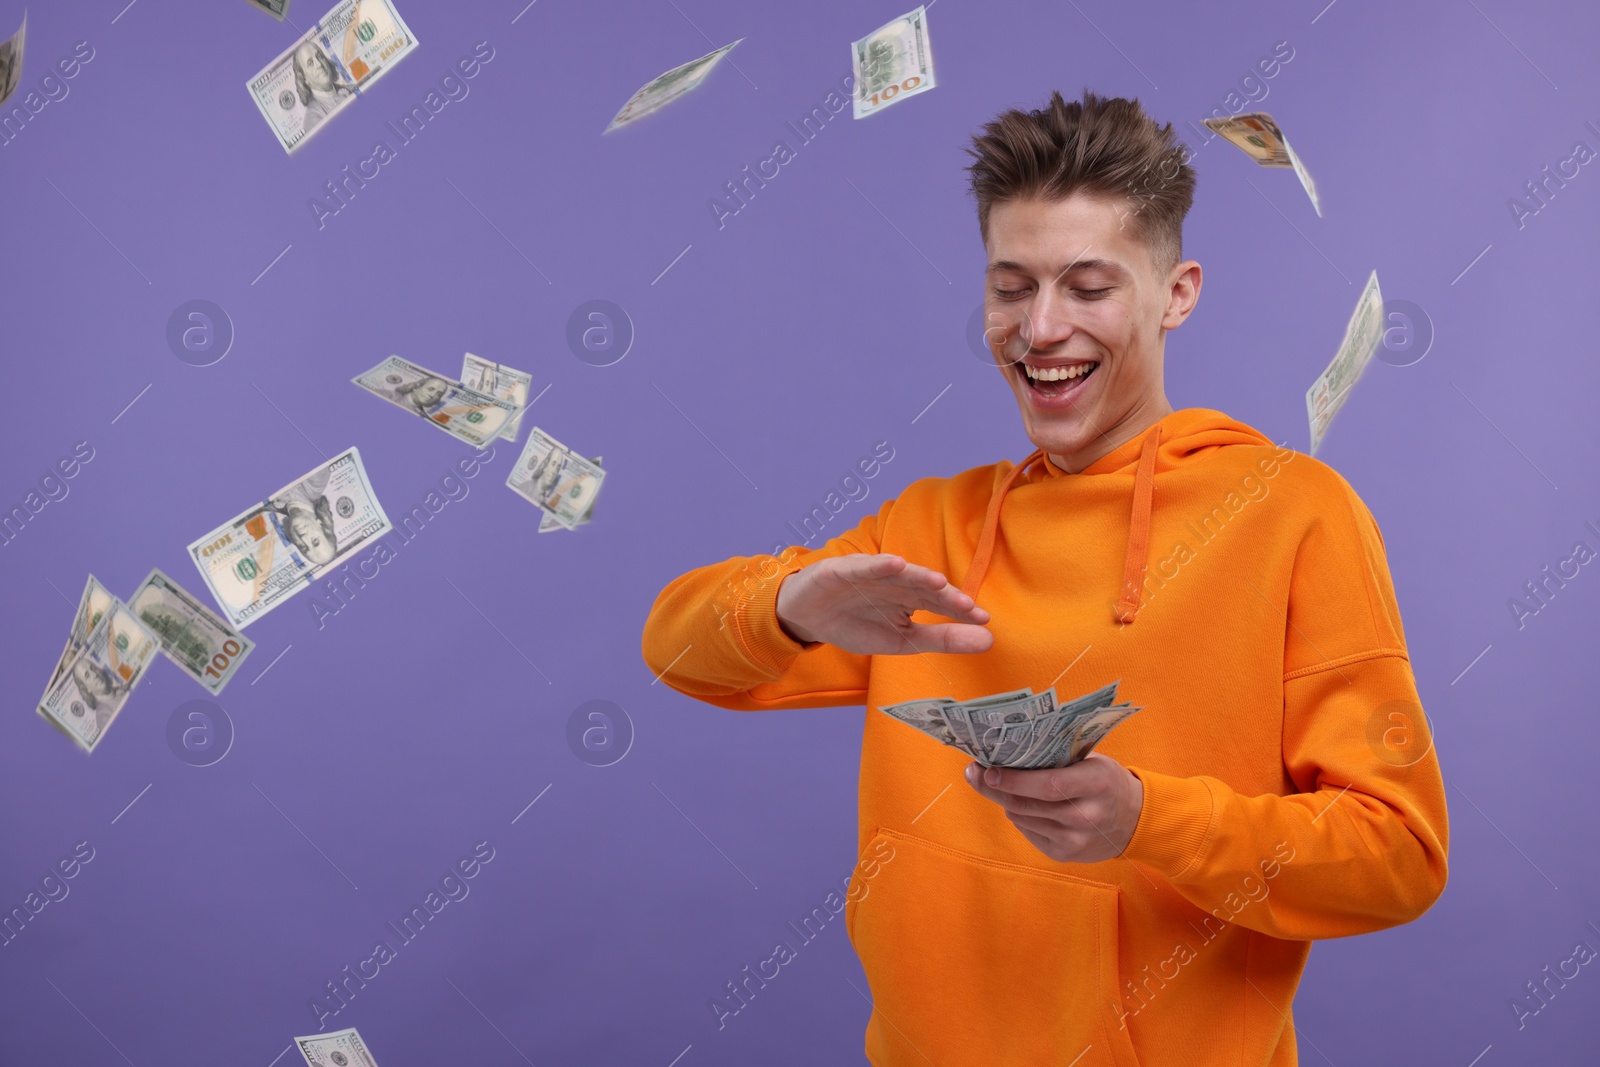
[1024,363,1096,382]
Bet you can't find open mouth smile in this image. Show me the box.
[1018,360,1100,405]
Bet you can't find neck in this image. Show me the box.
[1045,395,1174,473]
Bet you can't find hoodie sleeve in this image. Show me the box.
[640,502,894,711]
[1119,473,1449,939]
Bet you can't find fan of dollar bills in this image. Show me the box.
[879,680,1142,769]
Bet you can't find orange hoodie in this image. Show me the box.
[642,407,1448,1066]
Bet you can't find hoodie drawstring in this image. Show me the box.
[958,422,1163,626]
[1113,422,1161,624]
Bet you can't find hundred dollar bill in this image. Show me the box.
[246,0,419,154]
[1065,703,1142,765]
[131,569,256,694]
[879,680,1140,769]
[605,38,744,133]
[47,575,115,691]
[354,355,521,449]
[507,428,606,530]
[852,6,936,120]
[243,0,291,19]
[1306,270,1383,456]
[38,598,159,754]
[879,698,980,757]
[539,454,601,532]
[188,448,392,629]
[0,12,24,109]
[460,352,533,442]
[1202,111,1321,216]
[295,1027,380,1067]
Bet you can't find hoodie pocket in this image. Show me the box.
[846,827,1142,1067]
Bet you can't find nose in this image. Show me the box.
[1023,285,1077,354]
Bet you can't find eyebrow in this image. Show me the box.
[985,258,1132,279]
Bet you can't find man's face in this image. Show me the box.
[982,192,1200,471]
[73,659,111,700]
[297,44,335,92]
[412,377,448,408]
[288,511,335,565]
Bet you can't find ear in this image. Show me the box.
[1160,260,1202,331]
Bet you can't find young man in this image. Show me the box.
[641,90,1448,1066]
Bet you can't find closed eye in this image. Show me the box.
[991,287,1114,299]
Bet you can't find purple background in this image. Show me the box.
[1,0,1596,1062]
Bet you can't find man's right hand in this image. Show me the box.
[774,554,993,656]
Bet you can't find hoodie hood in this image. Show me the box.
[958,408,1277,624]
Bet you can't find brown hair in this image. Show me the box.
[965,89,1196,272]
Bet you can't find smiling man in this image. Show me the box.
[642,90,1448,1066]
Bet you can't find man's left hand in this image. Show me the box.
[963,754,1145,864]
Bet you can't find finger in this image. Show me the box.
[964,762,1051,816]
[980,762,1096,803]
[832,553,909,583]
[1007,820,1061,858]
[1006,809,1072,837]
[889,622,995,656]
[877,563,991,624]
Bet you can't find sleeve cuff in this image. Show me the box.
[1120,766,1217,880]
[728,557,816,674]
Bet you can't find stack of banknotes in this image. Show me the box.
[38,569,255,753]
[880,680,1142,769]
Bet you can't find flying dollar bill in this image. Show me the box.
[879,680,1140,770]
[246,0,418,154]
[852,6,935,120]
[460,352,533,442]
[243,0,291,19]
[38,598,159,754]
[1202,111,1321,216]
[1306,270,1383,456]
[188,448,392,629]
[507,428,606,530]
[539,454,601,532]
[354,355,522,449]
[296,1027,381,1067]
[605,38,744,133]
[0,12,25,108]
[46,575,115,692]
[130,569,257,694]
